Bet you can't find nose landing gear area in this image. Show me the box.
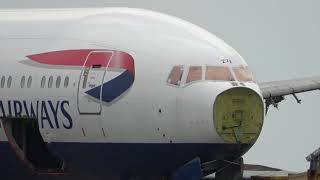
[1,117,66,175]
[214,87,264,144]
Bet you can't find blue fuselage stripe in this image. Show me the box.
[0,141,252,177]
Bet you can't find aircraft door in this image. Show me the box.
[77,51,113,114]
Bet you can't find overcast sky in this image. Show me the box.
[1,0,320,172]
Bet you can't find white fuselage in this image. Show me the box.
[0,8,264,177]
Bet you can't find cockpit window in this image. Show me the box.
[233,66,254,82]
[186,66,202,83]
[167,65,254,88]
[167,65,183,86]
[205,66,234,81]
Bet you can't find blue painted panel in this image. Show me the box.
[172,157,203,180]
[86,70,134,103]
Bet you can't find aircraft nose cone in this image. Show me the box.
[213,87,264,144]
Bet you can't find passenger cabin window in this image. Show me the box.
[7,76,12,88]
[186,66,202,83]
[233,66,255,82]
[27,76,32,88]
[56,76,61,88]
[205,66,234,81]
[41,76,46,88]
[48,76,53,88]
[64,77,69,88]
[1,76,5,88]
[167,65,183,86]
[21,76,25,88]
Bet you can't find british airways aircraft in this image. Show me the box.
[0,8,319,180]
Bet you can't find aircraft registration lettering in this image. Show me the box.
[221,59,232,64]
[0,100,73,129]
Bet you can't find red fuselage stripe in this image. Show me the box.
[27,49,135,76]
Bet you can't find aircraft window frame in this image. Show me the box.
[7,76,12,88]
[186,66,202,84]
[48,76,53,88]
[232,66,255,82]
[20,76,26,88]
[41,76,46,88]
[64,76,69,88]
[167,65,184,86]
[205,66,234,81]
[56,76,61,88]
[1,76,5,88]
[27,76,32,88]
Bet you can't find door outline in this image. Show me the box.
[77,50,114,114]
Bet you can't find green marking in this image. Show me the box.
[214,87,264,144]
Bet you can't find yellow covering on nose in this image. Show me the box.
[214,87,264,144]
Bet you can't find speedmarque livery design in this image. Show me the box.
[0,8,319,180]
[27,49,135,104]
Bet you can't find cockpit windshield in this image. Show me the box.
[205,66,234,81]
[167,65,255,87]
[232,66,255,82]
[186,66,202,83]
[167,65,183,86]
